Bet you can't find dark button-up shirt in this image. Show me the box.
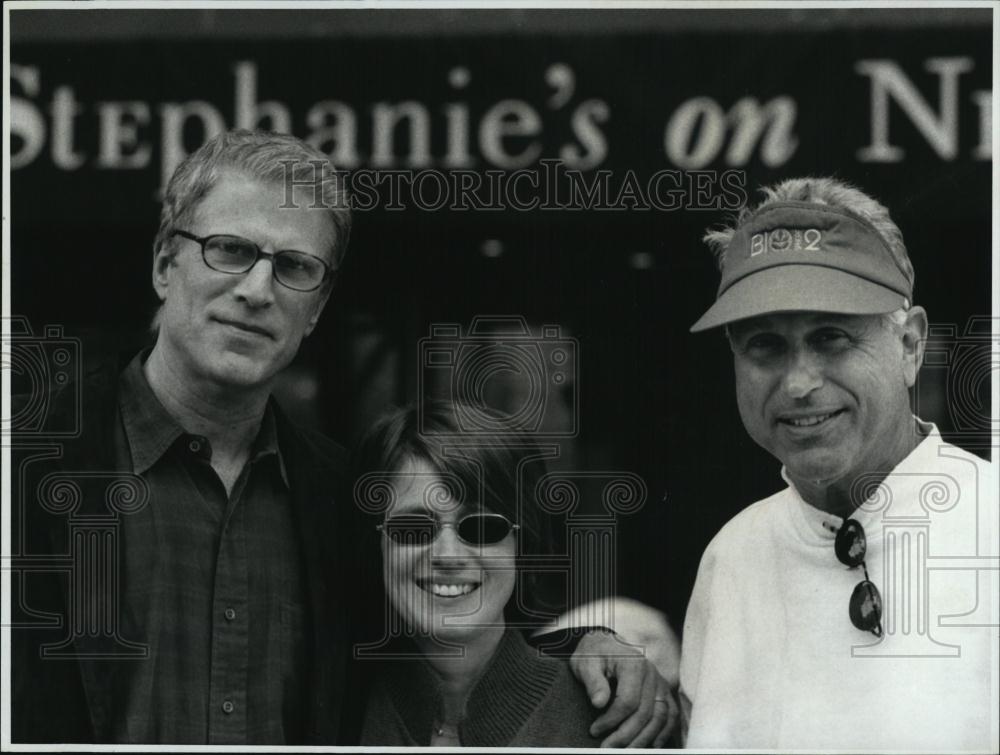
[111,354,306,743]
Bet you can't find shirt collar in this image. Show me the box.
[782,417,940,540]
[118,350,289,487]
[118,351,186,475]
[256,399,289,487]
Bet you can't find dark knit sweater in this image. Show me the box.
[359,629,598,747]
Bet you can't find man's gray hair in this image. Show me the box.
[153,129,352,268]
[703,177,915,295]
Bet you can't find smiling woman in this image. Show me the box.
[349,401,598,748]
[379,453,519,647]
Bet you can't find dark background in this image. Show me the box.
[9,8,993,625]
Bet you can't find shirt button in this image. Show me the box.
[222,700,235,714]
[224,607,236,621]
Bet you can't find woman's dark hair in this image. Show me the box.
[350,400,562,635]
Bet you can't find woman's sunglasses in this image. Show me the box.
[835,518,884,637]
[377,513,519,547]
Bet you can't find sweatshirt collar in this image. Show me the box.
[783,418,940,543]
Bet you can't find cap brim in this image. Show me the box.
[690,265,909,332]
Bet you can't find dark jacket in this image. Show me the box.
[10,359,362,744]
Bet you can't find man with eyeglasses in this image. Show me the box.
[12,129,677,745]
[679,177,998,750]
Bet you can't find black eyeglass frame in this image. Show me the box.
[377,512,520,547]
[171,229,334,292]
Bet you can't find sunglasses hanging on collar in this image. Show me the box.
[835,518,884,637]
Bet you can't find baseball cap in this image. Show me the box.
[690,201,913,332]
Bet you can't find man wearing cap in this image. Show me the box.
[679,178,998,750]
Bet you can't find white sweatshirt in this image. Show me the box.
[681,424,999,751]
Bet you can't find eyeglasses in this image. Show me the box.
[835,518,884,637]
[172,230,333,292]
[377,513,519,547]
